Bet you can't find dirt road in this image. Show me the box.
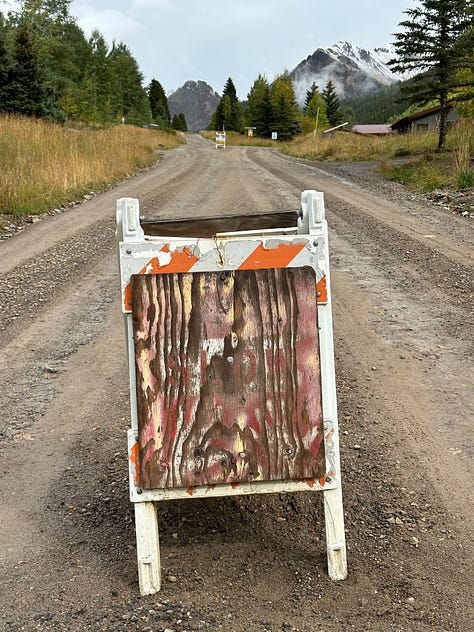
[1,134,472,631]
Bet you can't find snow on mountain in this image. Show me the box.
[290,42,403,105]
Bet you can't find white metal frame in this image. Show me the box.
[116,191,347,594]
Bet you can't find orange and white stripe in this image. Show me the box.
[119,236,328,312]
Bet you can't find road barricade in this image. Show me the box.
[116,191,347,594]
[215,131,226,148]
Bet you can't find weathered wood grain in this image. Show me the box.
[140,210,298,237]
[131,267,325,489]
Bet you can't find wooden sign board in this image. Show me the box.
[131,267,325,490]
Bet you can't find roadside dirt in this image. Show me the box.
[0,134,472,632]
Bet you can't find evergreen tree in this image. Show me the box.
[223,76,241,130]
[338,104,356,127]
[178,112,187,131]
[322,80,343,126]
[148,78,169,127]
[256,85,274,137]
[389,0,474,149]
[344,82,409,124]
[56,22,92,120]
[305,90,329,130]
[271,71,300,140]
[213,77,241,131]
[8,0,76,117]
[81,29,113,123]
[214,93,232,130]
[244,75,273,137]
[0,13,13,111]
[304,82,319,112]
[172,112,187,131]
[108,42,149,124]
[8,21,49,117]
[450,23,474,116]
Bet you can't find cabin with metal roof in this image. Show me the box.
[390,105,459,133]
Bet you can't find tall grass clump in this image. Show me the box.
[450,120,474,189]
[0,114,184,218]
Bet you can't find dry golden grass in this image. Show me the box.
[281,128,443,162]
[282,122,474,191]
[0,115,184,217]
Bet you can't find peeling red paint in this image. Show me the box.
[131,268,325,490]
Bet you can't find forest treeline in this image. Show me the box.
[1,0,472,145]
[0,0,346,136]
[0,0,187,129]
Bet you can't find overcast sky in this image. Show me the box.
[69,0,413,97]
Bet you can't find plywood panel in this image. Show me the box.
[140,210,298,238]
[131,268,325,489]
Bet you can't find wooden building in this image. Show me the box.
[390,105,459,133]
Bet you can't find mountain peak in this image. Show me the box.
[168,80,220,131]
[290,42,401,104]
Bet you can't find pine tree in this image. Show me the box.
[148,78,169,127]
[8,21,49,117]
[304,82,319,112]
[56,22,92,120]
[389,0,474,149]
[81,30,114,123]
[172,112,187,131]
[243,75,274,137]
[213,77,241,131]
[271,71,299,140]
[322,80,343,127]
[8,0,76,118]
[178,112,187,131]
[0,14,13,112]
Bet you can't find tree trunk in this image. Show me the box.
[437,93,449,151]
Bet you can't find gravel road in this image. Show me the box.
[0,134,472,631]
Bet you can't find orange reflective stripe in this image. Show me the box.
[130,441,140,485]
[158,245,199,273]
[123,246,199,310]
[316,275,327,303]
[238,242,305,270]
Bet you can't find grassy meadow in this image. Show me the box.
[0,115,184,218]
[2,115,472,224]
[281,120,474,191]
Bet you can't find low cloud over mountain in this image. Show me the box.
[290,41,402,104]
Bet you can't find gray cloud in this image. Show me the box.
[71,0,411,97]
